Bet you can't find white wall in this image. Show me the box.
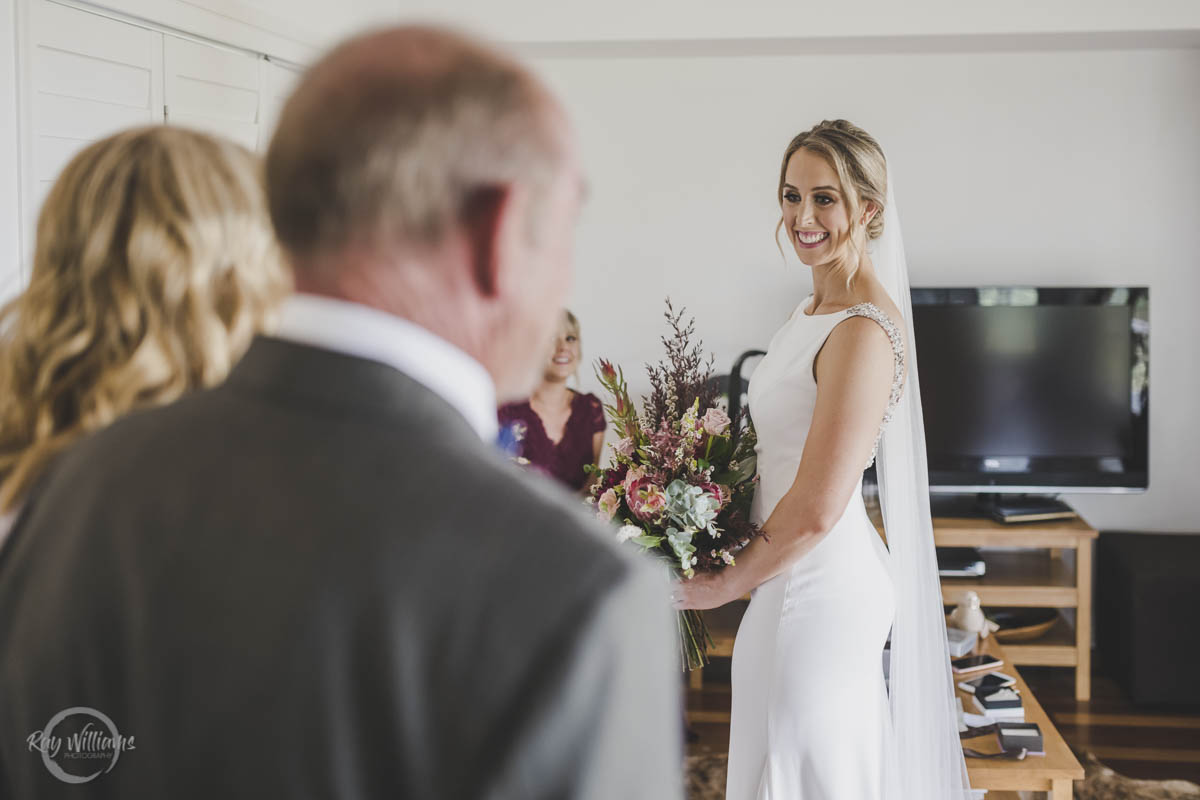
[402,0,1200,44]
[532,46,1200,533]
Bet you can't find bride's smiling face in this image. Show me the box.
[780,148,851,268]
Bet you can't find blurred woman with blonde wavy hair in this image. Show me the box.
[0,126,290,543]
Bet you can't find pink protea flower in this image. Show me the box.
[622,465,646,496]
[626,478,668,522]
[700,482,731,509]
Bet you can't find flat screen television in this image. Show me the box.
[910,287,1148,494]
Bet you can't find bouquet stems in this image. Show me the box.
[677,609,714,672]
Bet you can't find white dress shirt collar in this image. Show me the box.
[271,293,498,442]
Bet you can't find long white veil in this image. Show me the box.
[872,172,974,798]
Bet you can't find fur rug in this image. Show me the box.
[684,752,1200,800]
[685,754,728,800]
[1076,753,1200,799]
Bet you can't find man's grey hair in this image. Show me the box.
[266,26,563,264]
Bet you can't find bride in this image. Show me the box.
[674,119,971,799]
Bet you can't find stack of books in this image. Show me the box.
[972,684,1025,722]
[980,496,1078,524]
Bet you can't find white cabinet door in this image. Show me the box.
[26,0,164,217]
[1,0,21,303]
[163,34,260,150]
[257,57,302,152]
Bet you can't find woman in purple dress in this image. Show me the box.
[499,310,606,493]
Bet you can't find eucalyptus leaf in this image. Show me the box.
[633,534,665,549]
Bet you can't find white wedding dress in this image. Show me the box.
[726,295,904,800]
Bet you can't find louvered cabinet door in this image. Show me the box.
[163,34,260,151]
[256,57,302,153]
[24,0,164,237]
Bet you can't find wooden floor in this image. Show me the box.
[685,657,1200,785]
[1021,664,1200,784]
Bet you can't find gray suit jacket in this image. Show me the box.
[0,337,682,799]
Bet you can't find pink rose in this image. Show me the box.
[702,407,731,436]
[597,488,619,520]
[626,478,667,522]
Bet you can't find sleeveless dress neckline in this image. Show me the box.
[800,293,888,318]
[799,294,846,318]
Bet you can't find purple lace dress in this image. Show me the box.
[498,391,606,491]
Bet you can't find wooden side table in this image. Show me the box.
[960,635,1085,798]
[934,515,1098,701]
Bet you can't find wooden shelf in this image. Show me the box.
[941,551,1077,607]
[933,516,1097,548]
[1002,614,1079,668]
[933,512,1096,701]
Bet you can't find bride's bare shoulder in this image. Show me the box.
[823,291,906,367]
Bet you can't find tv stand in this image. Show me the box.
[929,513,1098,701]
[929,493,1077,524]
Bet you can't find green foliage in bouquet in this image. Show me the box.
[589,301,764,670]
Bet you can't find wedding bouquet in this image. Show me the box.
[589,302,764,670]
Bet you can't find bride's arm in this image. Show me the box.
[674,317,896,610]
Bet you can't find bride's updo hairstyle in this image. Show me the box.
[776,119,887,285]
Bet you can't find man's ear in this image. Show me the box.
[460,184,515,298]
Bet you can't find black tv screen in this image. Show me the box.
[910,287,1148,493]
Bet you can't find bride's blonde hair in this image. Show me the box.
[776,119,887,285]
[0,126,291,512]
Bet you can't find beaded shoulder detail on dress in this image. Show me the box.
[843,302,906,469]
